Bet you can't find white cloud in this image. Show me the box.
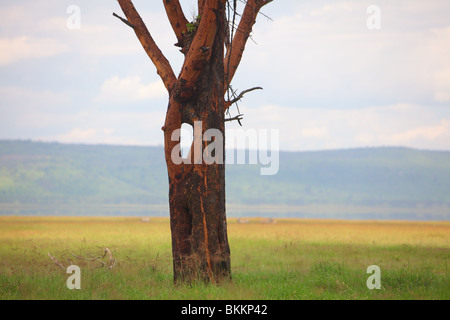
[301,126,329,138]
[36,109,167,146]
[95,76,167,104]
[236,0,450,107]
[390,120,450,145]
[0,86,70,119]
[0,37,69,66]
[435,91,450,103]
[57,128,109,143]
[233,103,450,151]
[0,82,166,146]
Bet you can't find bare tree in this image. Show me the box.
[115,0,273,283]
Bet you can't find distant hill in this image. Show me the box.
[1,140,450,212]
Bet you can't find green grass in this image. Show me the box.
[0,217,448,300]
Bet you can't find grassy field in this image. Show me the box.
[0,216,448,300]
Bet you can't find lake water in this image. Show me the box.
[0,204,449,221]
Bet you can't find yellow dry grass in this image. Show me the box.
[228,218,450,247]
[1,216,448,248]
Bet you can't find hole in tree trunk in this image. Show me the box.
[180,123,193,158]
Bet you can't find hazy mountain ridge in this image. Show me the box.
[1,140,450,209]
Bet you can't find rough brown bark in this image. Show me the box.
[117,0,272,283]
[164,0,230,283]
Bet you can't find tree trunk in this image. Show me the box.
[117,0,273,284]
[163,5,231,283]
[167,144,231,283]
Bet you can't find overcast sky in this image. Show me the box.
[1,0,450,151]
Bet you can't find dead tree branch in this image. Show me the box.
[224,86,262,111]
[225,114,244,126]
[105,248,116,270]
[48,252,65,270]
[112,12,135,29]
[70,248,116,269]
[71,252,105,268]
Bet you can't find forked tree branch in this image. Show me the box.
[117,0,177,93]
[225,0,273,88]
[163,0,189,47]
